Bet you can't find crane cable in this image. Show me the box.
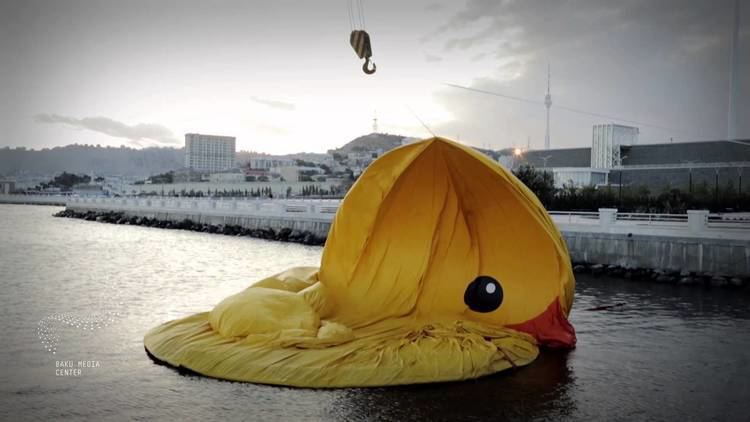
[348,0,376,75]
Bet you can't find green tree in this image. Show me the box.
[512,165,555,208]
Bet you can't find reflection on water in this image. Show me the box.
[1,204,748,421]
[325,352,575,421]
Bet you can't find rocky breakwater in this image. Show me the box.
[572,262,748,289]
[54,209,327,246]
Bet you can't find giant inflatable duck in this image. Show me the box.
[144,137,576,387]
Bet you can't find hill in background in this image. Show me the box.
[0,145,183,177]
[0,132,416,178]
[329,133,407,154]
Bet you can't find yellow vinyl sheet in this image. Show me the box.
[144,137,576,387]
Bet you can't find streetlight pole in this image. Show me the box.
[738,167,743,197]
[540,155,552,172]
[681,160,696,202]
[714,168,719,209]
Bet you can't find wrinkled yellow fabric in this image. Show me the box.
[144,137,574,387]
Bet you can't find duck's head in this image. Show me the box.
[317,137,575,348]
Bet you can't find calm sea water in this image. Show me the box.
[1,204,749,421]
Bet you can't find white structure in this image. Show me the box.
[551,167,609,188]
[0,181,15,194]
[276,165,323,182]
[591,124,639,168]
[247,157,295,170]
[184,133,236,172]
[347,151,375,162]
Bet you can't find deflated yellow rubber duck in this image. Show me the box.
[144,137,576,387]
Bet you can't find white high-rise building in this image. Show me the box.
[591,124,639,169]
[184,133,236,172]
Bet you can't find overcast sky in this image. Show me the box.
[1,0,747,154]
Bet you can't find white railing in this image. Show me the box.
[616,213,688,224]
[65,197,750,240]
[66,196,338,222]
[549,208,749,239]
[547,211,599,224]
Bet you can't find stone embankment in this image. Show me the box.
[54,209,326,246]
[571,262,746,288]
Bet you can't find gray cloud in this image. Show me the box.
[250,97,296,111]
[425,3,444,12]
[429,0,750,148]
[425,53,443,63]
[440,0,733,58]
[470,52,487,62]
[34,114,179,147]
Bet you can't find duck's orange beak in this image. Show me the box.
[509,299,576,349]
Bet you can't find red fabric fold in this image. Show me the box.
[508,299,576,349]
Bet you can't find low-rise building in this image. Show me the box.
[209,172,246,183]
[247,157,295,170]
[0,181,15,194]
[72,184,105,196]
[276,165,323,182]
[551,168,610,188]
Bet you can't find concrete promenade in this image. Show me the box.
[59,196,750,277]
[0,193,68,206]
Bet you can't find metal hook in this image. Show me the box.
[363,57,376,75]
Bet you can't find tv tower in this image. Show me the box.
[544,64,552,150]
[372,111,379,133]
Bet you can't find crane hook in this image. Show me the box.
[363,58,376,74]
[350,30,376,75]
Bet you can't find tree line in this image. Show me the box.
[512,165,750,213]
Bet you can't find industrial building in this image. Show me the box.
[501,124,750,193]
[184,133,236,173]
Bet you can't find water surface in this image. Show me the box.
[1,204,748,421]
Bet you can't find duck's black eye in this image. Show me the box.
[464,276,503,313]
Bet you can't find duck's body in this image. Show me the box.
[144,137,576,387]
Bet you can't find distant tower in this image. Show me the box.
[544,64,552,150]
[728,0,740,140]
[372,112,379,133]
